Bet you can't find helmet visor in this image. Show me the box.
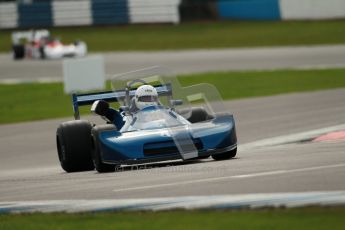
[138,95,158,102]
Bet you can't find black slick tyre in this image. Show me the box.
[178,107,211,123]
[39,46,46,59]
[212,148,237,161]
[56,120,94,172]
[13,45,25,60]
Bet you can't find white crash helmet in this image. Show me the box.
[134,85,158,110]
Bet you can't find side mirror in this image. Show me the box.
[170,99,183,106]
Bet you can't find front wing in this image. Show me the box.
[97,114,237,165]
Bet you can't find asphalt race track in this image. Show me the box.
[0,88,345,201]
[1,45,345,83]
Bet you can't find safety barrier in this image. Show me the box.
[0,2,17,29]
[217,0,345,20]
[279,0,345,20]
[92,0,129,25]
[1,0,345,29]
[0,0,180,29]
[129,0,180,24]
[18,1,53,27]
[52,1,92,26]
[217,0,281,20]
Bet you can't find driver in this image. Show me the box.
[133,84,159,110]
[91,85,159,129]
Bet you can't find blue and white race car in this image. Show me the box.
[56,73,237,173]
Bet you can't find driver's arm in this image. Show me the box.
[91,100,125,129]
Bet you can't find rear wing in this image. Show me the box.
[72,84,172,119]
[12,30,50,45]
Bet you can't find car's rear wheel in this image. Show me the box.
[56,120,94,172]
[178,107,212,123]
[212,148,237,161]
[13,45,25,60]
[91,124,119,173]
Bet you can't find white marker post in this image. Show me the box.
[63,56,105,94]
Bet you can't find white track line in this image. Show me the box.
[1,191,345,213]
[113,163,345,193]
[232,164,345,178]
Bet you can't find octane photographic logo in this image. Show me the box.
[114,164,228,175]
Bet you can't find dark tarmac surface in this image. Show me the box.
[1,45,345,83]
[1,88,344,201]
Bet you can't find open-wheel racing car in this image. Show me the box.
[56,67,237,173]
[12,29,87,60]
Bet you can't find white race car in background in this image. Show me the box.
[12,29,87,60]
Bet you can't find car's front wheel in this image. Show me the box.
[212,148,237,161]
[56,120,95,172]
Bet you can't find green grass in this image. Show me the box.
[1,20,345,52]
[1,207,345,230]
[1,68,345,124]
[178,68,345,99]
